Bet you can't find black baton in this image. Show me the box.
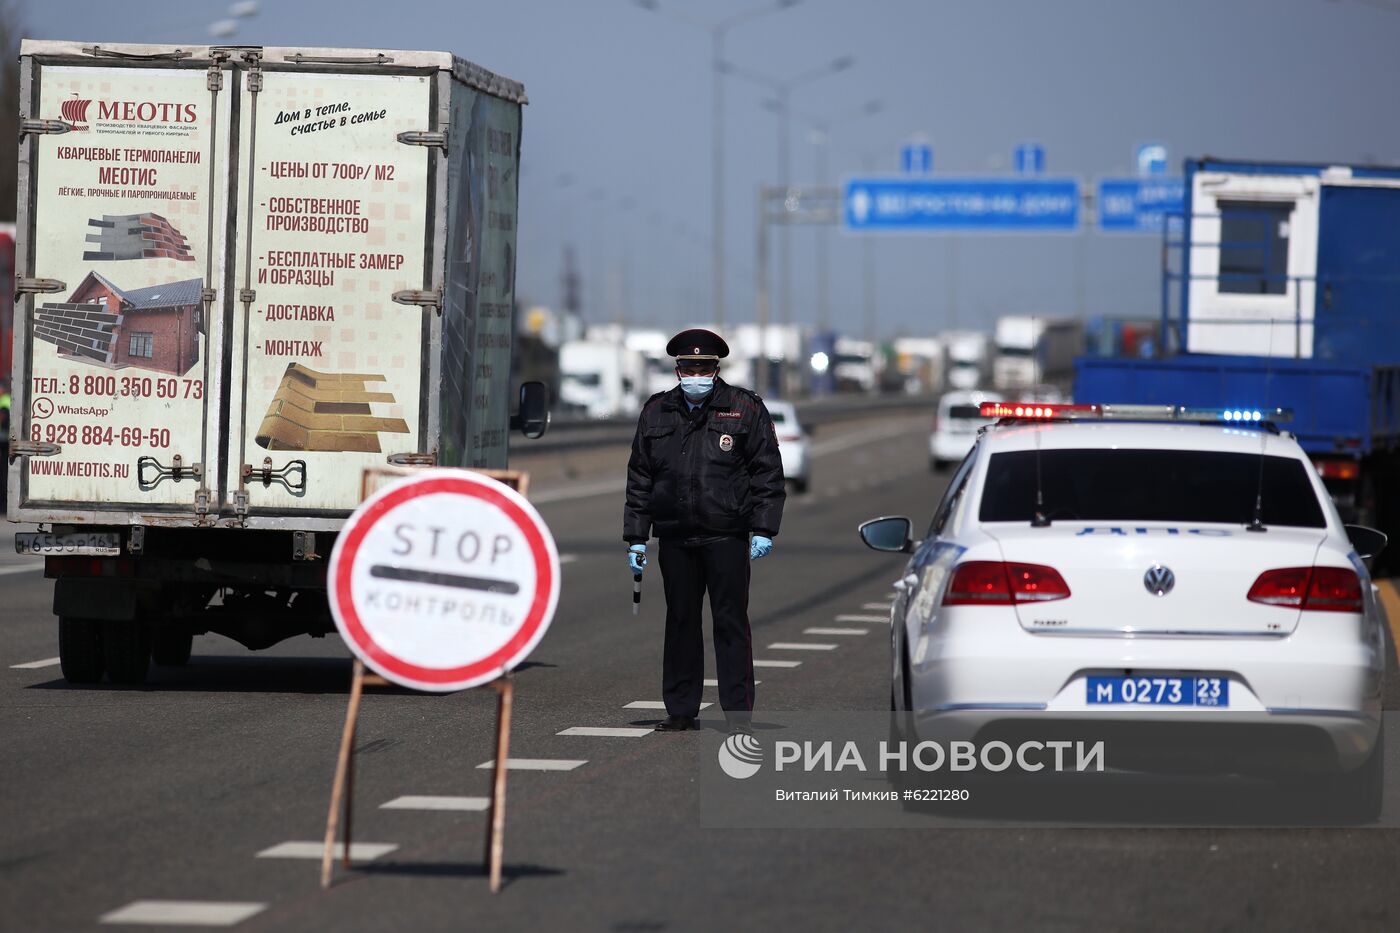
[633,573,643,615]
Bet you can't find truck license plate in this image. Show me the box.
[14,532,122,556]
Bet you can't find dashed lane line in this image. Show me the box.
[380,796,490,812]
[752,660,802,668]
[556,726,653,738]
[0,564,42,577]
[835,614,888,623]
[625,700,713,710]
[256,841,397,861]
[803,627,869,636]
[100,901,267,927]
[768,642,838,651]
[9,657,60,670]
[560,554,579,564]
[476,758,586,771]
[862,602,892,610]
[705,679,761,686]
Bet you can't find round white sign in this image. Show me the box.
[327,469,560,692]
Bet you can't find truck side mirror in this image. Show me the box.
[511,381,550,439]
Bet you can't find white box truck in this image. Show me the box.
[7,41,546,684]
[992,315,1083,393]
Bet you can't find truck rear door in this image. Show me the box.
[17,53,231,518]
[225,60,436,517]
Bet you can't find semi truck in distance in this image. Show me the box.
[558,338,644,419]
[942,330,992,391]
[992,315,1083,394]
[7,41,547,684]
[1076,158,1400,569]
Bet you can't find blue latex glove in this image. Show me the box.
[750,535,774,561]
[628,544,647,575]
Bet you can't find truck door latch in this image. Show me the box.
[242,457,307,495]
[387,451,437,466]
[396,130,447,151]
[137,455,204,490]
[15,277,66,296]
[19,119,73,139]
[391,286,443,313]
[8,440,61,462]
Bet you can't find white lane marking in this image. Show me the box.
[835,614,888,623]
[704,679,761,686]
[476,758,586,771]
[556,726,652,738]
[560,554,579,564]
[381,795,490,812]
[0,564,43,577]
[10,657,60,669]
[862,602,892,610]
[884,592,898,599]
[625,700,713,710]
[752,660,802,668]
[768,642,837,651]
[804,627,869,636]
[100,901,267,927]
[257,841,397,861]
[531,478,626,504]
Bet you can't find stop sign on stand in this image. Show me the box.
[321,468,560,893]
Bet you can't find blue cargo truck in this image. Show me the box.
[1076,158,1400,566]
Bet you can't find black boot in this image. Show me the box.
[655,715,696,732]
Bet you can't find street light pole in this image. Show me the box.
[631,0,803,332]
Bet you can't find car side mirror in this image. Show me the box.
[511,381,550,439]
[1344,524,1387,561]
[859,516,913,553]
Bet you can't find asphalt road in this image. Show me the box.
[2,411,1399,932]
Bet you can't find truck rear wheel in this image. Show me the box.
[102,620,151,685]
[58,617,105,684]
[151,628,193,667]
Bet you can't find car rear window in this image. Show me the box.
[769,410,788,425]
[947,405,984,420]
[979,449,1326,527]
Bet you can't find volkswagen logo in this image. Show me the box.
[1144,564,1175,596]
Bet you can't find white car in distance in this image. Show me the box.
[930,390,1003,472]
[766,400,811,494]
[865,402,1389,819]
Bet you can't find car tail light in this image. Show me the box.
[943,561,1070,606]
[779,433,801,442]
[1248,566,1362,613]
[1311,458,1360,481]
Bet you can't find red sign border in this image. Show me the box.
[329,473,557,690]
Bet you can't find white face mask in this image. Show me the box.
[680,375,715,400]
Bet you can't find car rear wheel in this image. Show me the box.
[102,620,151,686]
[58,617,104,684]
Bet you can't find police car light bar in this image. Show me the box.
[979,402,1294,424]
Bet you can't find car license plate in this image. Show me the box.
[1086,675,1228,707]
[14,531,122,556]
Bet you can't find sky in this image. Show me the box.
[23,0,1400,338]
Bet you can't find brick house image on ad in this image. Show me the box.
[33,272,203,376]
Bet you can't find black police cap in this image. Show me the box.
[667,328,729,360]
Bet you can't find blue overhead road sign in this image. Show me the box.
[844,177,1080,232]
[1097,177,1185,232]
[901,142,932,173]
[1014,143,1045,174]
[1136,143,1169,176]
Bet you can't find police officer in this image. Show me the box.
[624,329,785,734]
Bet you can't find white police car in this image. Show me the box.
[861,403,1388,815]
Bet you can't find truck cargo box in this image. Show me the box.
[7,41,526,531]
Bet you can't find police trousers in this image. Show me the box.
[658,535,754,717]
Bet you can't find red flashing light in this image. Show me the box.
[979,402,1098,420]
[1247,566,1362,613]
[944,561,1071,606]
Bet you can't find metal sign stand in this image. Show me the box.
[320,664,514,892]
[320,468,529,894]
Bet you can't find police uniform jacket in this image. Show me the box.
[623,379,785,544]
